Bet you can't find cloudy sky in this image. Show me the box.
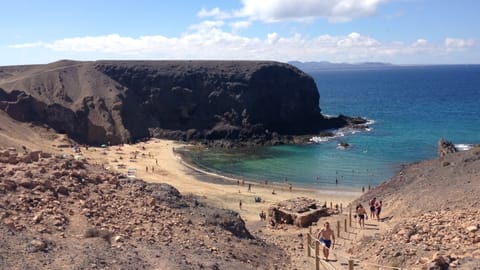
[1,0,479,65]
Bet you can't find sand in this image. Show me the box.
[82,139,360,223]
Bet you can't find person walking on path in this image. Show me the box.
[356,204,367,229]
[316,222,335,261]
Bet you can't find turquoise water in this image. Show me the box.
[189,65,480,189]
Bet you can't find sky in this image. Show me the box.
[1,0,479,65]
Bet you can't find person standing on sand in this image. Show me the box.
[248,183,251,192]
[356,204,367,229]
[239,200,242,209]
[375,200,383,221]
[316,222,335,261]
[369,197,376,219]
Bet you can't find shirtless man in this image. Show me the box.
[316,222,335,261]
[356,204,367,229]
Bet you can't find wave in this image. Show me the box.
[309,117,375,144]
[454,143,476,151]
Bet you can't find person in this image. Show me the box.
[248,183,251,192]
[239,200,242,209]
[356,204,367,229]
[375,200,383,221]
[369,197,377,219]
[272,189,276,195]
[316,222,335,261]
[289,184,292,192]
[259,210,266,221]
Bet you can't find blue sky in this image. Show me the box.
[1,0,479,65]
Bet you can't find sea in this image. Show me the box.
[185,65,480,191]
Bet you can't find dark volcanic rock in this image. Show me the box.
[0,60,365,145]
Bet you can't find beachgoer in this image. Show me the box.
[248,184,251,192]
[335,178,338,185]
[239,200,242,209]
[316,222,335,261]
[356,204,367,228]
[259,210,266,221]
[289,184,292,192]
[146,166,148,172]
[272,189,276,195]
[362,186,365,192]
[155,159,158,165]
[152,166,154,173]
[369,197,377,219]
[375,200,383,221]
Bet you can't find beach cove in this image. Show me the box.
[82,139,361,224]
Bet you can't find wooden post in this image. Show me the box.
[340,203,343,213]
[315,241,320,270]
[348,259,354,270]
[349,207,352,227]
[344,219,347,233]
[307,233,311,257]
[337,220,340,238]
[330,201,332,209]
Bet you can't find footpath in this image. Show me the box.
[304,209,396,270]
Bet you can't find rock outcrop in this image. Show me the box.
[0,60,365,145]
[438,138,457,157]
[268,197,336,228]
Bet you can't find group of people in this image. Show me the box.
[355,197,383,228]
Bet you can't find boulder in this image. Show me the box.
[438,139,457,157]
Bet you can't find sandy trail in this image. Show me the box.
[82,139,360,224]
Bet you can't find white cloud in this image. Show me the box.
[234,0,385,23]
[8,26,478,63]
[412,39,428,47]
[229,20,252,31]
[444,38,476,51]
[197,7,232,20]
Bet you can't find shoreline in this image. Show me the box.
[174,145,364,196]
[82,138,361,223]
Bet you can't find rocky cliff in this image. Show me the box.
[0,60,362,145]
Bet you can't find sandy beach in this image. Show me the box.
[82,139,360,224]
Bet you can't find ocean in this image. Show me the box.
[185,65,480,191]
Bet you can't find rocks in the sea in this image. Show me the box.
[438,139,457,157]
[268,197,336,228]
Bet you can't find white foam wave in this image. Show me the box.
[454,144,475,151]
[309,117,376,144]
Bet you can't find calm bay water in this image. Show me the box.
[188,65,480,190]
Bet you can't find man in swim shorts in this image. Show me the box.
[316,222,335,261]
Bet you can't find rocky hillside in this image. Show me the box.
[0,147,288,269]
[352,146,480,269]
[0,60,364,145]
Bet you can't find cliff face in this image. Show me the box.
[0,60,352,145]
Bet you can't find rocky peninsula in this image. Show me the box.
[0,60,365,146]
